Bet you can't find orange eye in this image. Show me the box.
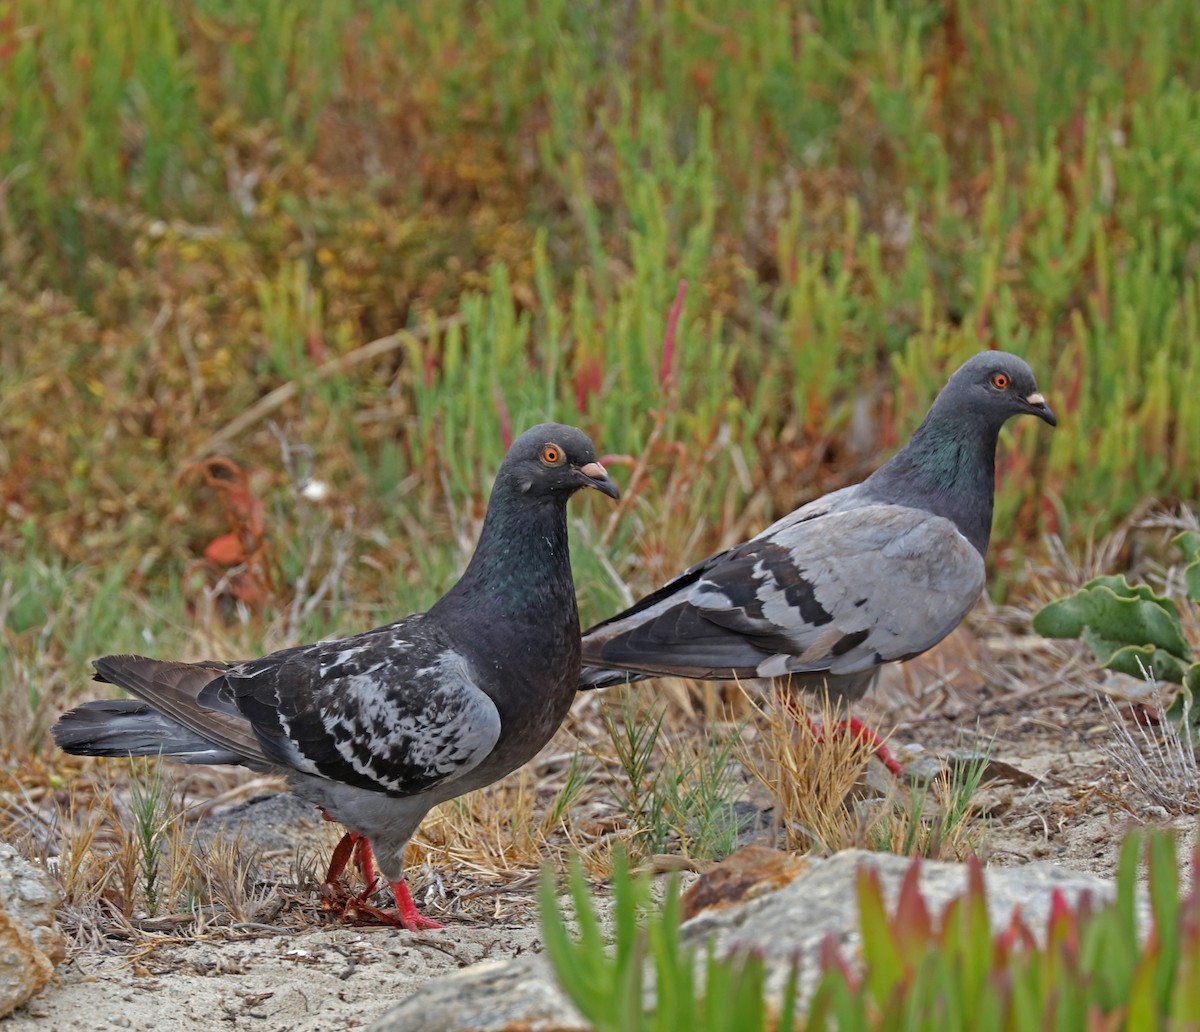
[541,444,563,465]
[990,372,1010,390]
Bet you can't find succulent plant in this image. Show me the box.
[1034,531,1200,704]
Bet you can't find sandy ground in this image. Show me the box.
[7,923,542,1032]
[5,627,1190,1030]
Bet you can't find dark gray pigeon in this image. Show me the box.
[579,351,1054,769]
[55,423,619,930]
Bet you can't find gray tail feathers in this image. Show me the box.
[53,699,247,765]
[577,666,649,691]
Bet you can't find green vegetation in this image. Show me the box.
[4,0,1200,628]
[601,696,745,861]
[867,741,992,859]
[127,756,171,917]
[541,830,1200,1030]
[3,0,1200,917]
[539,855,799,1032]
[1035,530,1200,708]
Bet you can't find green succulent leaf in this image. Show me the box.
[1085,574,1172,605]
[1033,578,1191,666]
[857,865,905,1004]
[1173,532,1200,604]
[1088,637,1190,685]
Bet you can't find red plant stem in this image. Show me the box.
[493,388,513,450]
[660,279,688,389]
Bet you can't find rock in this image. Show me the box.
[366,847,1137,1030]
[194,792,322,857]
[366,955,586,1032]
[0,844,66,1018]
[680,845,809,920]
[887,742,944,783]
[679,847,1137,1008]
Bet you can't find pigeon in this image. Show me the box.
[579,351,1055,773]
[55,423,619,930]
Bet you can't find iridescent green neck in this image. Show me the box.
[866,411,1001,556]
[432,480,579,627]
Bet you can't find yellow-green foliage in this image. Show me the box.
[3,0,1200,640]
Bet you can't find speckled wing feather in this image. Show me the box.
[85,618,502,798]
[583,504,985,683]
[202,618,502,797]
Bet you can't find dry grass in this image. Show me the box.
[3,662,998,954]
[1097,683,1200,817]
[737,685,878,854]
[0,761,295,951]
[738,683,988,861]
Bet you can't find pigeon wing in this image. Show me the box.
[220,619,501,797]
[589,504,985,680]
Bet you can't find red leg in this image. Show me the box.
[776,688,905,779]
[836,715,905,778]
[353,836,381,897]
[316,809,444,929]
[321,810,379,892]
[389,877,444,931]
[324,831,360,884]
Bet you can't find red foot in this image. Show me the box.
[779,692,905,779]
[354,835,380,896]
[318,821,443,930]
[390,877,444,931]
[839,715,905,779]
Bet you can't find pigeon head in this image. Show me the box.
[501,422,620,501]
[865,350,1055,557]
[935,351,1057,429]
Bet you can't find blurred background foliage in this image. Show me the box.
[1,0,1199,723]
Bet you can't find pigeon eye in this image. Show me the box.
[990,372,1010,390]
[540,444,563,466]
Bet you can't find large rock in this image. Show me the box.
[678,847,1130,1007]
[0,844,66,1018]
[367,954,585,1032]
[368,847,1134,1032]
[194,791,323,857]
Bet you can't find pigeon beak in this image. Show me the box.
[578,461,620,500]
[1024,391,1057,427]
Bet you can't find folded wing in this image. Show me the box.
[581,504,985,685]
[58,619,502,799]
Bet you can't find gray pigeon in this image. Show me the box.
[55,423,619,930]
[579,352,1055,769]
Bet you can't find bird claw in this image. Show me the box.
[325,894,445,932]
[319,874,443,931]
[317,882,408,928]
[320,828,443,930]
[342,896,411,928]
[393,909,445,932]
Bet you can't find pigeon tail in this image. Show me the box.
[53,698,249,765]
